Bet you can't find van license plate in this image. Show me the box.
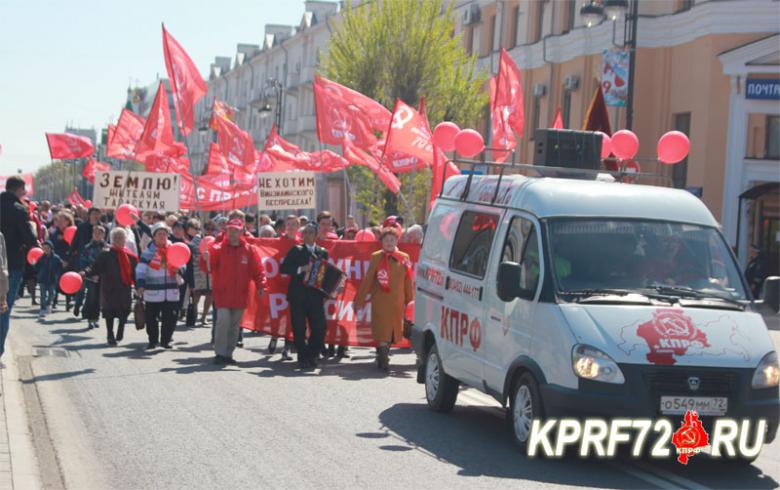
[660,396,727,416]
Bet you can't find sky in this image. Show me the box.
[0,0,305,175]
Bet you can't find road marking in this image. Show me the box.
[606,461,687,489]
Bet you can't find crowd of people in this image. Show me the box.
[0,175,421,371]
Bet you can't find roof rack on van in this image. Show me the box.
[442,150,671,206]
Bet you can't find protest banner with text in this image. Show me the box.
[257,171,317,211]
[93,171,180,211]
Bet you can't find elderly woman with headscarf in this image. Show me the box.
[354,218,414,371]
[81,227,138,346]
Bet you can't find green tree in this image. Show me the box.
[323,0,488,224]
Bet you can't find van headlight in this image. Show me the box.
[751,352,779,389]
[572,344,625,384]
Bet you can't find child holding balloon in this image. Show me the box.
[35,241,64,320]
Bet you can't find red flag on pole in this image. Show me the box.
[205,143,229,175]
[134,82,179,160]
[82,158,110,184]
[382,99,435,172]
[46,133,94,159]
[262,125,348,173]
[582,86,612,135]
[493,49,524,139]
[209,100,236,131]
[107,109,146,160]
[490,76,516,163]
[551,108,564,129]
[314,75,391,148]
[342,141,401,194]
[213,116,256,169]
[67,187,88,207]
[141,153,190,174]
[162,25,207,135]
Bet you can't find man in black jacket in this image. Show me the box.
[0,176,38,358]
[280,223,328,369]
[71,207,101,316]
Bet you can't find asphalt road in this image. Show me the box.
[7,301,780,489]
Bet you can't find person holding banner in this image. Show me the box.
[355,220,414,372]
[209,216,267,365]
[136,223,183,350]
[281,223,328,369]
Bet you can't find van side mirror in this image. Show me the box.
[497,262,534,302]
[762,276,780,313]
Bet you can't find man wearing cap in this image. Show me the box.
[280,223,328,369]
[210,215,267,365]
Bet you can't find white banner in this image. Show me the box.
[257,171,317,211]
[93,171,180,211]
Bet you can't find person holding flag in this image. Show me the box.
[355,218,414,372]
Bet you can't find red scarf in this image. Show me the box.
[113,245,136,286]
[376,249,412,293]
[148,241,178,277]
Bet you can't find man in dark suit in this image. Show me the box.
[280,223,328,369]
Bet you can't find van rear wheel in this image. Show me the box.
[425,344,459,412]
[509,373,542,450]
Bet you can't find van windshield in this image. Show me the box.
[546,219,748,302]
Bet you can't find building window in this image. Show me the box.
[562,90,572,129]
[563,0,576,33]
[487,14,497,55]
[511,5,521,47]
[676,0,694,12]
[767,115,780,159]
[672,112,691,189]
[533,0,547,43]
[465,26,474,55]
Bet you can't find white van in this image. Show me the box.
[412,171,779,451]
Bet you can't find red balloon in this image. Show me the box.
[611,130,639,160]
[27,247,44,265]
[63,226,77,245]
[432,122,460,152]
[116,203,139,227]
[355,230,376,242]
[167,242,191,268]
[405,301,415,323]
[454,129,485,158]
[595,131,612,159]
[657,130,690,165]
[59,272,83,295]
[200,236,215,255]
[84,200,93,208]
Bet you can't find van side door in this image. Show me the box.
[442,207,502,388]
[483,213,544,394]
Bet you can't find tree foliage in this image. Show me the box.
[322,0,488,223]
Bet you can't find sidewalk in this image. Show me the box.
[0,341,42,490]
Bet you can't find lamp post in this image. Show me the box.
[258,78,284,134]
[580,0,638,130]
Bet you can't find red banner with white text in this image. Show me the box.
[240,238,420,347]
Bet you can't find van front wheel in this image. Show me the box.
[425,344,459,412]
[509,373,543,450]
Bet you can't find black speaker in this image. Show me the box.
[533,129,602,171]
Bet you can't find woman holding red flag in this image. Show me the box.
[81,227,138,346]
[355,218,414,371]
[135,223,183,350]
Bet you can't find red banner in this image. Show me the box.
[179,172,257,211]
[314,75,390,149]
[490,76,516,163]
[45,132,94,159]
[107,109,146,160]
[205,142,229,175]
[134,82,180,160]
[383,99,435,171]
[241,238,420,347]
[163,26,207,136]
[214,115,256,169]
[82,158,110,183]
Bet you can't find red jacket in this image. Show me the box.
[209,237,267,309]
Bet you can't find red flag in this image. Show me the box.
[429,147,460,211]
[46,133,94,159]
[179,172,258,211]
[209,100,236,131]
[343,142,401,194]
[582,86,612,135]
[490,76,516,163]
[551,108,564,129]
[107,125,116,148]
[134,82,179,159]
[314,75,391,148]
[107,109,146,160]
[162,25,207,135]
[494,49,524,136]
[262,126,347,173]
[67,188,87,207]
[213,116,255,169]
[82,158,110,184]
[382,99,435,172]
[205,143,229,175]
[141,153,190,174]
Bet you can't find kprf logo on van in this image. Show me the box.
[440,306,481,352]
[637,309,710,365]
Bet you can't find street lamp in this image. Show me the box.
[581,0,638,130]
[258,78,284,134]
